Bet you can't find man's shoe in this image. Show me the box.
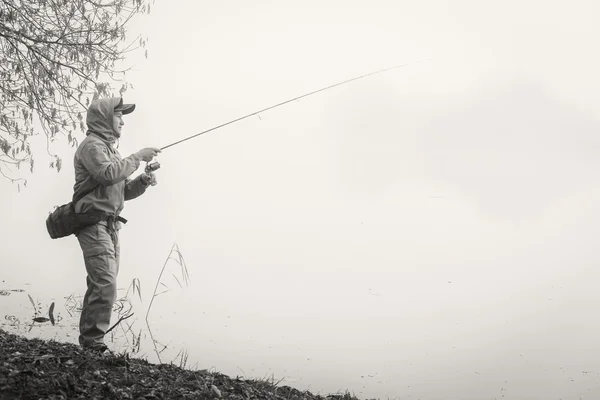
[84,344,113,356]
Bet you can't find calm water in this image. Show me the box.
[4,257,600,400]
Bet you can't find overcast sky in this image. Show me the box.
[3,1,600,399]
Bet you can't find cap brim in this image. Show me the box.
[115,103,136,115]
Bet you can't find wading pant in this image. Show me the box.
[76,221,120,349]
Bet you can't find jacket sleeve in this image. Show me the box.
[124,175,149,201]
[79,140,141,186]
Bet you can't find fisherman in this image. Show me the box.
[72,97,160,353]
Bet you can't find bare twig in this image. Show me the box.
[0,0,154,182]
[105,312,133,335]
[145,243,190,363]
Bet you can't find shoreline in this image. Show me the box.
[0,329,369,400]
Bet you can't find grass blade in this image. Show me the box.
[48,302,55,325]
[27,294,37,316]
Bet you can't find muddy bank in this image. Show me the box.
[0,329,367,400]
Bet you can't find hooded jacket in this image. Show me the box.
[72,97,148,218]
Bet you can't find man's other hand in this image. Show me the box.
[141,172,158,186]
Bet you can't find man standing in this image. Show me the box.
[72,96,160,353]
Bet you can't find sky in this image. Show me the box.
[3,1,600,399]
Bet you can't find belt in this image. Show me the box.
[105,215,128,231]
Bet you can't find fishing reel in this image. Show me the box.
[144,161,160,186]
[145,160,161,173]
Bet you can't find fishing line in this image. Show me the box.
[159,59,433,151]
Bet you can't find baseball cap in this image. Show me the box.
[114,98,136,115]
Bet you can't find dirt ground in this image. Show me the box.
[0,329,365,400]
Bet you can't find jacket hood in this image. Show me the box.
[86,97,122,142]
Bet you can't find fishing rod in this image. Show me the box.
[158,59,431,151]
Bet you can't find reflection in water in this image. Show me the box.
[1,244,192,371]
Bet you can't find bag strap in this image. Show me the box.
[72,135,110,205]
